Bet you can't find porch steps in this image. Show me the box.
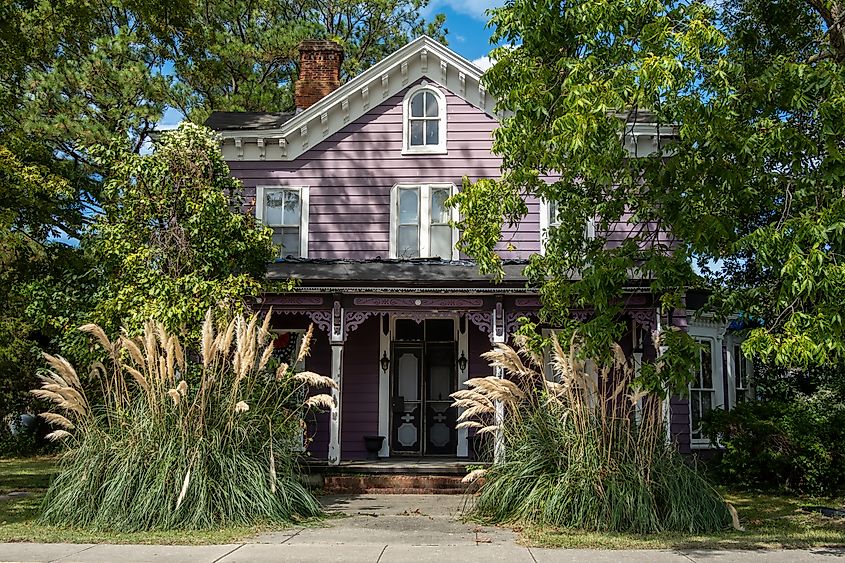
[323,474,470,495]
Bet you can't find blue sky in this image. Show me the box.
[424,0,501,68]
[160,1,502,128]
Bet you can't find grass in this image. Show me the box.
[520,488,845,550]
[0,456,291,544]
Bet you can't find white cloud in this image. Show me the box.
[471,55,493,71]
[430,0,504,21]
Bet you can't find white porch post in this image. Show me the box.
[328,300,344,465]
[656,308,672,445]
[377,313,390,457]
[493,301,506,463]
[456,315,470,457]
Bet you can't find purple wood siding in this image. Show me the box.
[227,80,540,260]
[468,323,494,379]
[669,310,691,454]
[340,316,380,459]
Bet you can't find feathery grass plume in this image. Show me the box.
[454,336,732,534]
[123,365,150,395]
[294,371,337,389]
[276,362,289,381]
[257,342,274,372]
[462,469,487,484]
[304,394,335,410]
[34,309,329,532]
[45,430,72,441]
[201,309,215,367]
[42,353,81,389]
[455,420,483,430]
[474,424,500,435]
[259,307,273,342]
[79,324,113,354]
[39,412,75,430]
[175,469,191,511]
[295,324,314,366]
[120,335,146,369]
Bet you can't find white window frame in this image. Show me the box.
[539,198,596,255]
[256,186,310,258]
[402,83,447,155]
[726,335,754,408]
[686,323,726,449]
[389,183,459,260]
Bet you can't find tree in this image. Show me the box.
[85,122,275,339]
[0,145,94,419]
[152,0,447,122]
[451,0,845,378]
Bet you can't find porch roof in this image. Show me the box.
[266,258,531,288]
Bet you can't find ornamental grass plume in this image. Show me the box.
[453,332,733,534]
[33,310,333,531]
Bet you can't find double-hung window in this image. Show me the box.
[539,199,596,255]
[728,339,754,405]
[402,84,447,154]
[690,338,716,445]
[256,186,309,258]
[390,184,457,259]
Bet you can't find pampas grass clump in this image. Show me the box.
[454,333,733,534]
[33,311,332,531]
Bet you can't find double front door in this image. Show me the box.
[391,319,458,456]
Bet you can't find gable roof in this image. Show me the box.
[210,36,494,162]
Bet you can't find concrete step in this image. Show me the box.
[323,474,470,494]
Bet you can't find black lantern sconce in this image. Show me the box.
[457,351,468,374]
[380,351,390,373]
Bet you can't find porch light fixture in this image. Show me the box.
[380,351,390,373]
[457,351,468,374]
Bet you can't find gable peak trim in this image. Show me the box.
[218,36,497,162]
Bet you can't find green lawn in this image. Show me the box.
[521,488,845,550]
[0,456,276,544]
[3,456,845,548]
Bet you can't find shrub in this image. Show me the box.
[703,391,845,495]
[455,335,732,534]
[32,311,333,531]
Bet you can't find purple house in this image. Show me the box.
[207,37,751,465]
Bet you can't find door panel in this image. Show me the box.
[390,321,459,456]
[391,345,423,453]
[425,343,457,455]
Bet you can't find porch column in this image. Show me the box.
[492,299,506,463]
[377,313,390,457]
[456,314,469,457]
[656,308,671,445]
[328,300,344,465]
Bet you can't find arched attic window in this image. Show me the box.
[402,83,447,155]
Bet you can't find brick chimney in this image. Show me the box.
[294,40,344,110]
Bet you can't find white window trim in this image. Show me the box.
[256,185,310,258]
[539,198,596,255]
[726,335,754,408]
[389,183,459,260]
[401,83,448,155]
[686,325,726,449]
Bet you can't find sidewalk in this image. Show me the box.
[1,495,843,562]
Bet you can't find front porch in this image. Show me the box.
[257,256,664,464]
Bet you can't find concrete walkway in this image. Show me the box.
[1,495,843,562]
